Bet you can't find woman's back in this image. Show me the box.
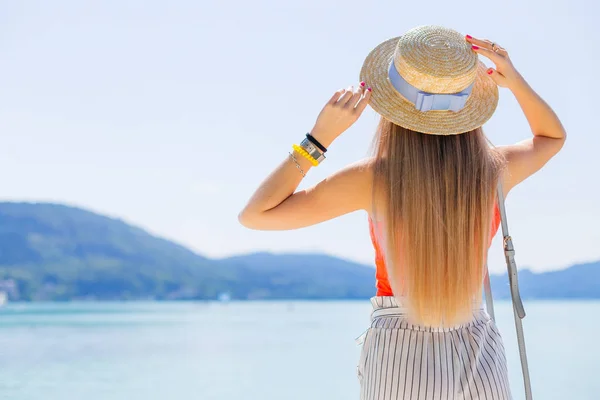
[368,201,502,298]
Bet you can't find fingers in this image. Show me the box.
[465,35,494,50]
[344,82,367,109]
[471,45,506,66]
[336,86,355,105]
[328,82,371,115]
[486,68,508,87]
[466,35,509,57]
[489,42,508,57]
[328,89,346,105]
[353,85,372,115]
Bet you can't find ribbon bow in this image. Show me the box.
[388,61,474,113]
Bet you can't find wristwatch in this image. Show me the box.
[300,138,326,163]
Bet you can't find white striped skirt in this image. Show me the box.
[356,297,512,400]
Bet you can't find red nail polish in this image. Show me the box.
[487,69,493,75]
[466,35,472,39]
[367,87,372,92]
[360,81,366,87]
[471,45,479,50]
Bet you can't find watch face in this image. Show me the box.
[301,138,325,163]
[301,139,315,152]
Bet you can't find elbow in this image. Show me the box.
[237,209,252,228]
[238,208,260,230]
[556,130,567,151]
[556,125,567,143]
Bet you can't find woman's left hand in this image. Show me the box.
[466,35,523,90]
[309,82,372,148]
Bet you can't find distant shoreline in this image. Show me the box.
[3,297,600,304]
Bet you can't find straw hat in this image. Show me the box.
[360,25,498,135]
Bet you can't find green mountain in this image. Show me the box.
[0,202,220,300]
[0,202,597,301]
[216,253,375,299]
[0,202,375,301]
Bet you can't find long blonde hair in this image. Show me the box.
[371,118,506,327]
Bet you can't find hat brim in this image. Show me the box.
[360,37,499,135]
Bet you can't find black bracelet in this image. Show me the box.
[306,133,327,153]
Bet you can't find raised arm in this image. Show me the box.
[468,35,567,194]
[238,83,373,231]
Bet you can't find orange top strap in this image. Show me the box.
[368,203,502,297]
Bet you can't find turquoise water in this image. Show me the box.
[0,301,598,400]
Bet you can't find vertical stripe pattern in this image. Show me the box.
[357,297,512,400]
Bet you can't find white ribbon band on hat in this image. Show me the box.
[388,61,475,112]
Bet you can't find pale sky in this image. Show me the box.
[0,0,597,274]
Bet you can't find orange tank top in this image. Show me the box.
[368,203,502,297]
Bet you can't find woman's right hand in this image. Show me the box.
[466,35,523,89]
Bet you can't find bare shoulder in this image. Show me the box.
[320,156,376,211]
[347,156,377,176]
[352,156,376,212]
[331,156,376,181]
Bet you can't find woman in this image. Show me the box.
[239,26,565,400]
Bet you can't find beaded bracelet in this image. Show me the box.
[292,144,319,167]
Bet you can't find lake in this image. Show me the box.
[0,300,598,400]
